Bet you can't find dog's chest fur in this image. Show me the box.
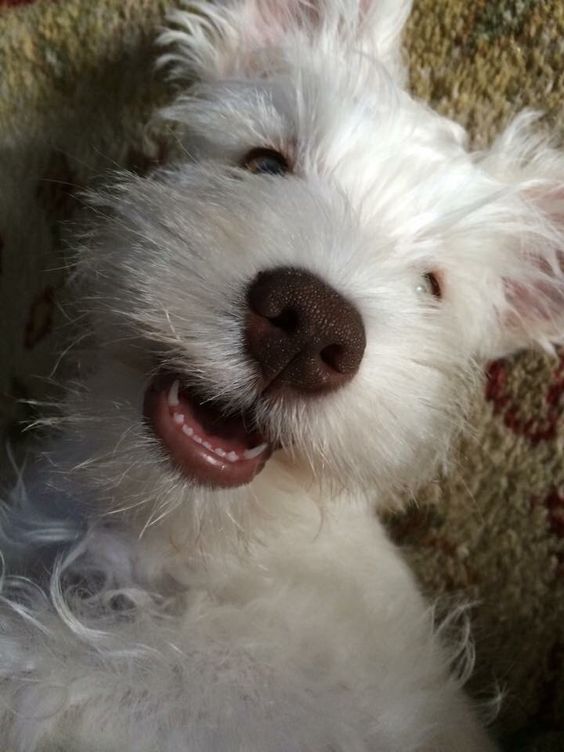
[2,476,490,751]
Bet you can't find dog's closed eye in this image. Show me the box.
[242,148,290,176]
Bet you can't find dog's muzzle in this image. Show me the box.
[143,267,365,489]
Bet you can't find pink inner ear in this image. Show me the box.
[505,279,556,322]
[538,185,564,226]
[503,260,564,330]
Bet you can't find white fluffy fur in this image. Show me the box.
[1,1,564,749]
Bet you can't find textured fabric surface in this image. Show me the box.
[0,0,563,748]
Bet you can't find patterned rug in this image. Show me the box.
[0,1,563,749]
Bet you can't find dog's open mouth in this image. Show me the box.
[144,374,272,488]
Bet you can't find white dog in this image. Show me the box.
[1,1,563,749]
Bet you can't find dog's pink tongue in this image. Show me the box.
[144,377,271,488]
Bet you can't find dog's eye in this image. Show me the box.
[242,148,289,176]
[416,272,442,299]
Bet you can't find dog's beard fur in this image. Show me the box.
[1,1,564,750]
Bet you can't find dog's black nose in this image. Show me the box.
[245,267,366,395]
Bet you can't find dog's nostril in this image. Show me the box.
[269,308,300,335]
[320,343,346,373]
[245,266,366,396]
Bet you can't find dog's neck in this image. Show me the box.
[108,479,385,597]
[30,447,379,590]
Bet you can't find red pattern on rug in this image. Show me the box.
[0,0,38,6]
[543,490,564,540]
[486,357,564,444]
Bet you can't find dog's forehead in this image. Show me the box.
[165,42,487,239]
[190,59,468,174]
[207,74,476,222]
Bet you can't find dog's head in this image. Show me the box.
[65,0,564,528]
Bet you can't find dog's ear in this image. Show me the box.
[159,0,412,82]
[355,0,413,80]
[476,113,564,357]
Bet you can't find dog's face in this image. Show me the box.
[66,0,564,526]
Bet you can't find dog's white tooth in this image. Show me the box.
[203,441,212,450]
[168,380,180,407]
[243,443,268,460]
[182,425,194,438]
[193,434,203,444]
[215,448,226,457]
[226,451,239,463]
[173,413,184,425]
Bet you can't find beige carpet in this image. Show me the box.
[0,1,563,748]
